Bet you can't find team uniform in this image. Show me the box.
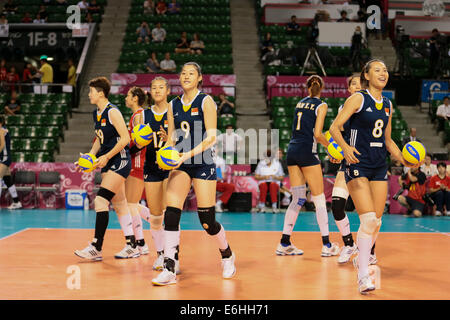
[143,105,169,182]
[0,127,11,166]
[337,104,349,172]
[94,102,131,179]
[286,96,326,168]
[128,108,146,180]
[171,92,216,180]
[344,90,391,183]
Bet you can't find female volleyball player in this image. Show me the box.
[276,75,340,257]
[0,116,22,209]
[152,62,236,286]
[329,59,421,294]
[74,77,140,261]
[124,86,149,256]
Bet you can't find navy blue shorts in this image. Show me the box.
[0,158,11,167]
[338,159,347,172]
[344,164,388,183]
[101,154,131,179]
[286,144,321,168]
[144,164,169,182]
[176,163,216,180]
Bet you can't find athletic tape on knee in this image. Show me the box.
[198,207,221,235]
[94,196,110,213]
[358,212,378,239]
[291,185,307,207]
[332,187,349,200]
[112,199,129,216]
[164,206,181,231]
[150,214,164,230]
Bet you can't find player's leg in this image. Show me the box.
[193,176,236,279]
[125,174,147,255]
[0,165,21,209]
[277,165,305,255]
[257,182,268,212]
[368,180,388,264]
[302,164,339,256]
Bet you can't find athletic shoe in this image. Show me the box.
[222,252,236,279]
[446,211,450,216]
[276,243,304,256]
[321,242,339,257]
[358,274,375,294]
[138,244,149,255]
[153,253,164,271]
[114,244,140,259]
[74,243,102,261]
[337,244,358,264]
[369,254,377,265]
[8,201,22,210]
[152,268,177,286]
[435,210,442,216]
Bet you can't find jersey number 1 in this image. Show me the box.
[296,112,303,131]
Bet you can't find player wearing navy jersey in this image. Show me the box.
[0,116,21,210]
[152,62,235,286]
[277,75,340,257]
[329,60,421,294]
[75,77,139,261]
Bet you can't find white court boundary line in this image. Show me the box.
[0,228,30,241]
[414,224,450,237]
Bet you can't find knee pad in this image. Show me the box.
[150,213,164,230]
[331,196,347,221]
[358,212,379,239]
[3,175,13,188]
[332,187,349,200]
[112,199,129,216]
[198,207,221,236]
[291,185,307,207]
[95,188,115,212]
[311,193,327,209]
[164,206,181,231]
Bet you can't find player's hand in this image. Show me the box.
[158,125,168,142]
[74,153,85,173]
[342,145,360,164]
[94,155,109,169]
[173,152,188,169]
[328,154,342,164]
[400,158,422,169]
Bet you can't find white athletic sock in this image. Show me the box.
[8,185,18,199]
[132,213,144,241]
[335,216,351,237]
[151,229,165,252]
[282,185,306,235]
[357,236,372,279]
[118,214,134,237]
[164,230,180,261]
[312,194,329,237]
[137,204,151,223]
[213,224,229,251]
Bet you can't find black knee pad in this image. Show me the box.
[164,206,182,231]
[198,207,221,235]
[97,187,115,202]
[331,196,347,221]
[3,175,12,188]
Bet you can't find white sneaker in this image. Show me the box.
[114,244,140,259]
[257,204,266,213]
[138,243,149,255]
[152,268,177,286]
[435,211,442,216]
[358,274,375,294]
[337,244,358,264]
[321,242,339,257]
[222,252,236,279]
[353,253,378,269]
[215,202,223,213]
[153,253,164,271]
[8,201,22,210]
[74,243,102,261]
[276,243,304,256]
[446,211,450,216]
[175,258,181,275]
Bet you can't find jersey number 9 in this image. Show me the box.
[95,129,104,144]
[181,121,190,139]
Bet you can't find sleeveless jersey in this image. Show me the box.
[0,127,10,164]
[93,102,129,159]
[338,104,351,143]
[289,96,326,154]
[128,108,146,169]
[143,105,168,168]
[171,91,215,165]
[347,89,391,168]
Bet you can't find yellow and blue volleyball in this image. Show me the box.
[78,153,97,172]
[156,146,181,170]
[131,124,153,146]
[402,141,426,165]
[327,142,344,161]
[325,131,334,143]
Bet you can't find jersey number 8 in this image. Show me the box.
[372,119,384,138]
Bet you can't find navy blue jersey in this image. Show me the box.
[289,96,326,154]
[93,102,129,159]
[0,127,11,164]
[347,89,391,168]
[143,105,168,168]
[338,104,351,143]
[171,91,215,165]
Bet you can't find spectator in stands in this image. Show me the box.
[38,5,48,22]
[337,10,350,22]
[429,162,450,216]
[402,127,421,147]
[156,0,167,15]
[145,52,160,73]
[22,62,35,93]
[2,0,17,15]
[286,15,299,34]
[350,26,364,72]
[356,9,367,23]
[421,153,438,178]
[217,125,243,158]
[85,12,94,23]
[143,0,154,15]
[261,32,276,62]
[33,55,53,94]
[160,52,176,73]
[67,58,76,87]
[167,0,181,15]
[218,94,235,117]
[388,159,404,176]
[56,0,68,5]
[215,153,235,213]
[4,91,20,115]
[151,22,166,43]
[397,167,427,217]
[77,0,89,11]
[276,148,292,207]
[436,96,450,131]
[429,28,440,78]
[0,59,7,87]
[21,12,32,23]
[6,66,19,93]
[190,33,205,55]
[175,31,190,54]
[33,13,46,24]
[136,21,151,44]
[255,150,285,213]
[0,14,7,25]
[88,0,101,15]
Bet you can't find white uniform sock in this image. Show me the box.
[282,185,306,235]
[118,214,134,237]
[137,203,151,223]
[214,224,229,251]
[164,230,180,261]
[311,193,329,237]
[335,216,351,238]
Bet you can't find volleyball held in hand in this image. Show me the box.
[327,141,344,161]
[402,141,426,165]
[78,153,97,172]
[131,124,153,146]
[156,146,181,170]
[325,130,334,143]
